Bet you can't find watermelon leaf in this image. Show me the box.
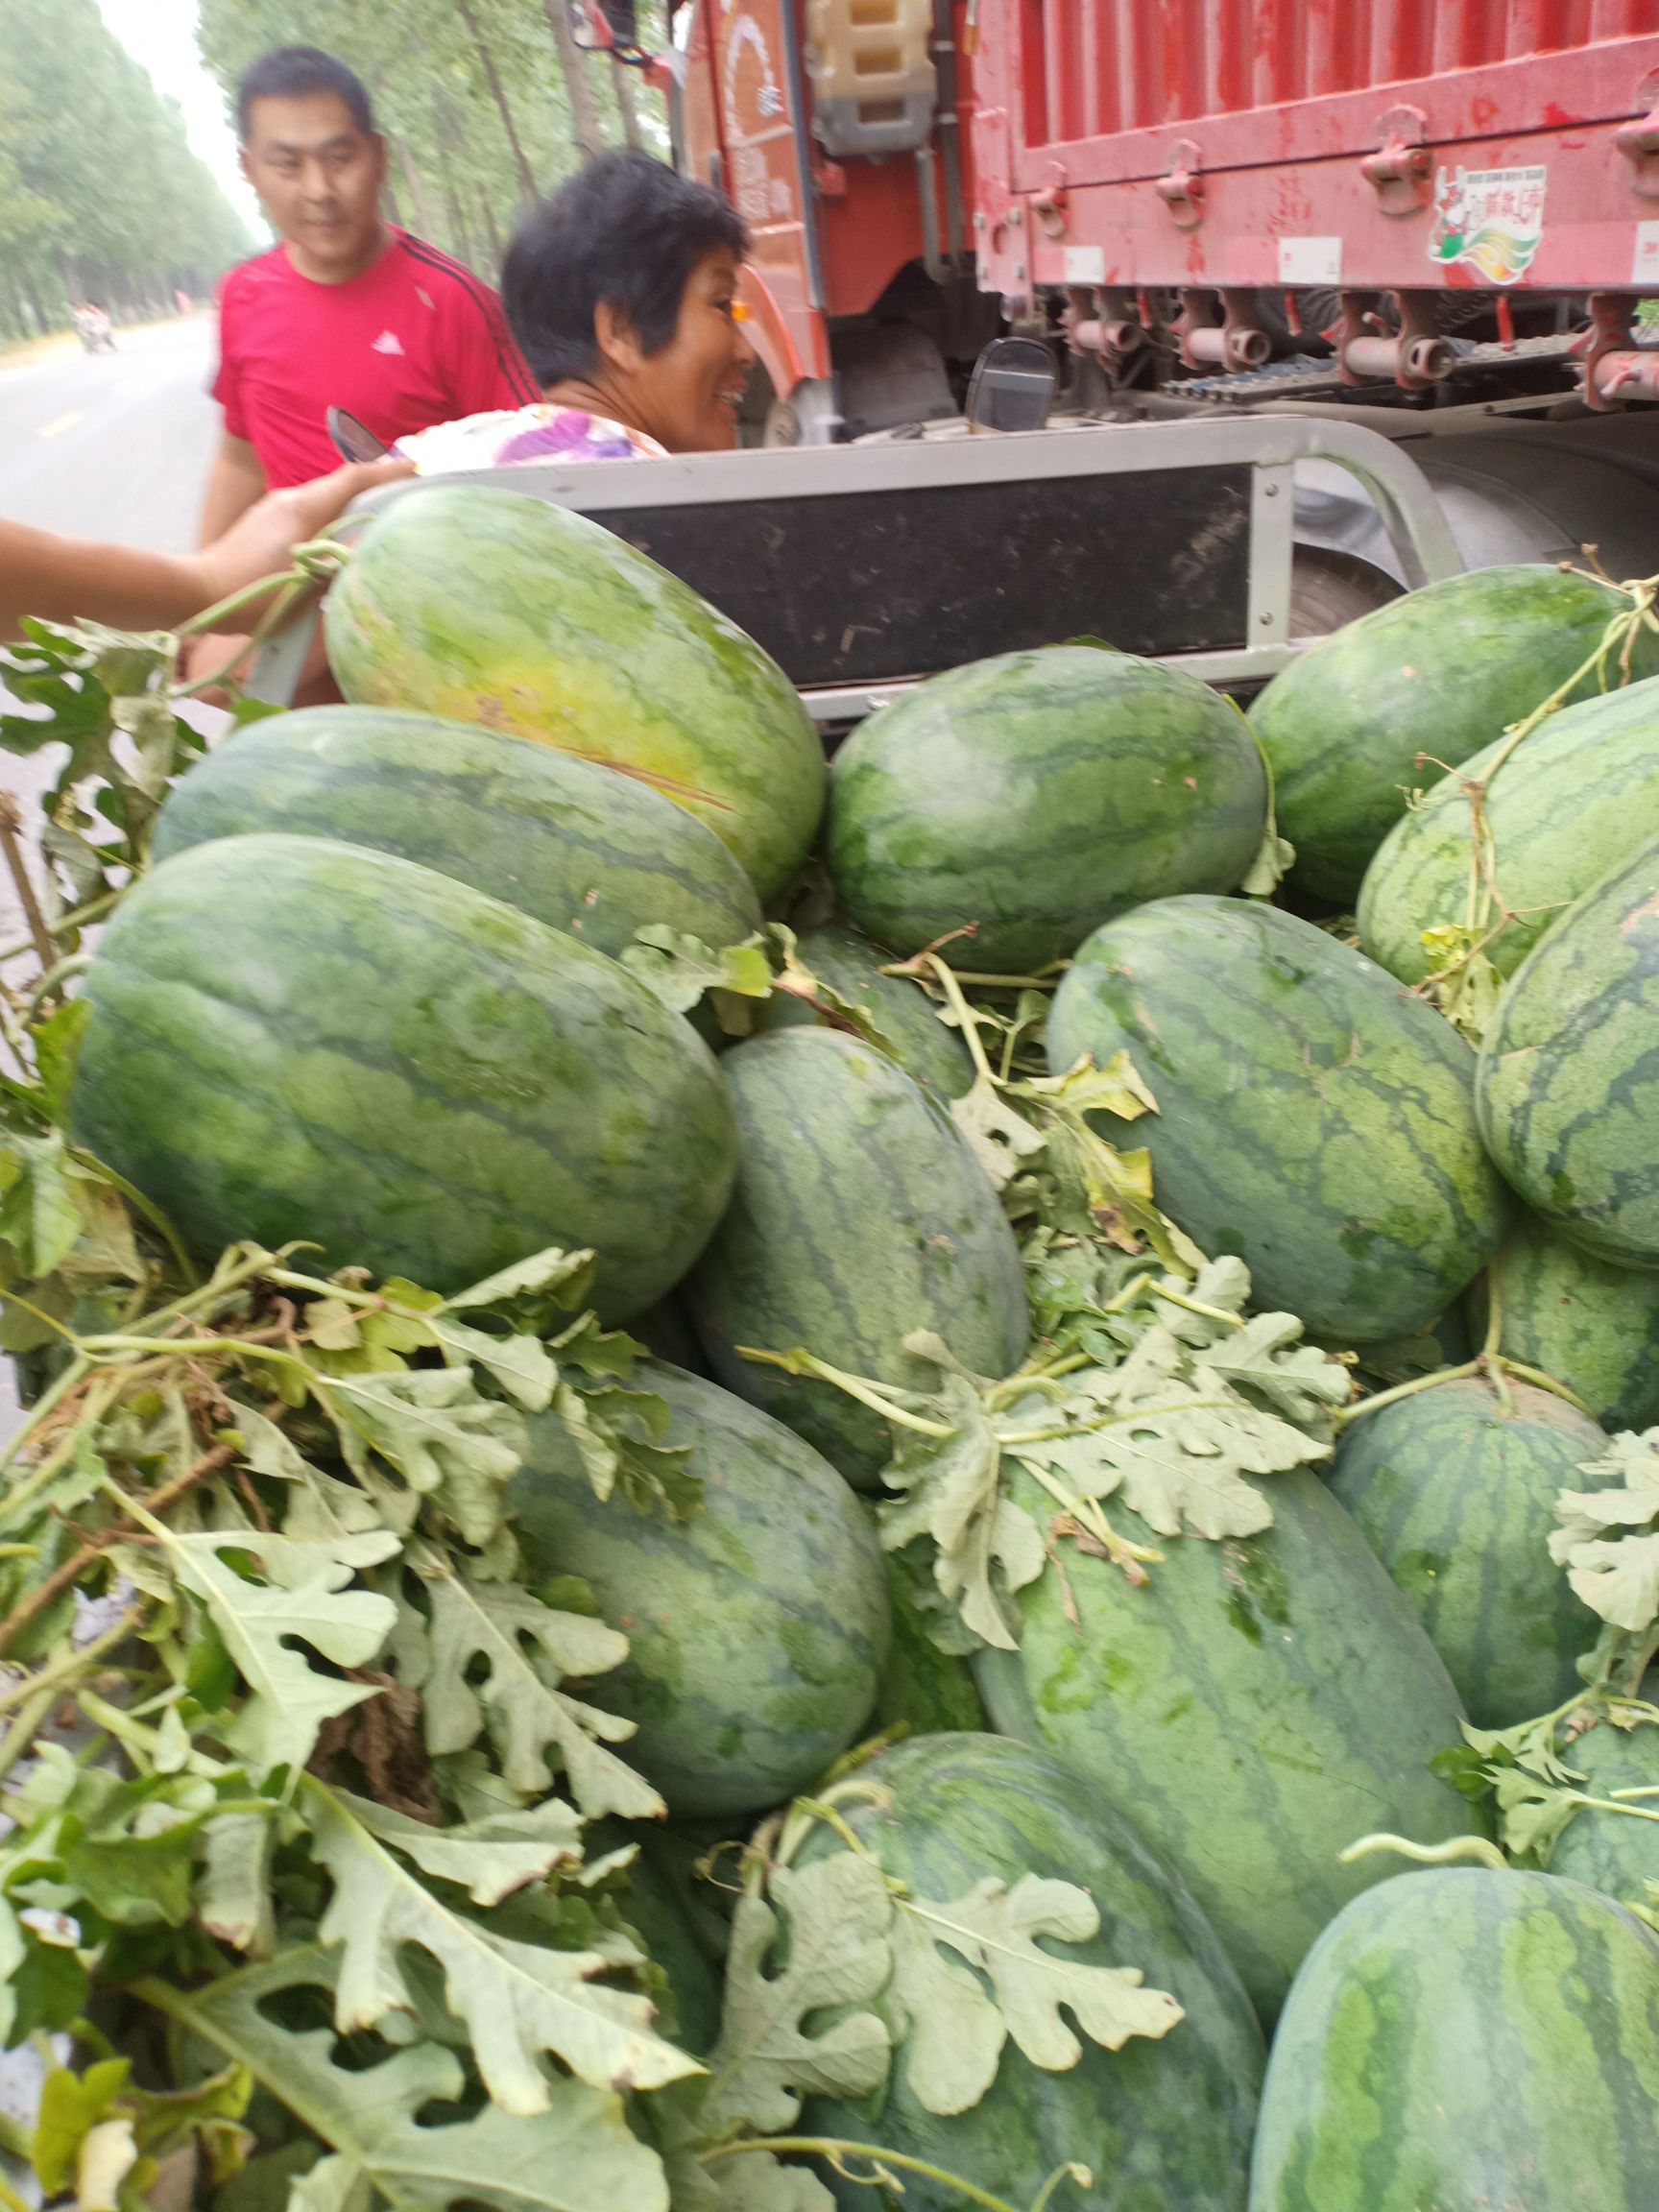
[1551,1430,1659,1634]
[139,1946,671,2210]
[878,1371,1046,1651]
[622,926,775,1015]
[413,1565,665,1818]
[702,1855,894,2135]
[144,1525,400,1777]
[325,1368,530,1550]
[886,1875,1183,2114]
[303,1779,699,2112]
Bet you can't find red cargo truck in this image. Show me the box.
[660,2,1659,423]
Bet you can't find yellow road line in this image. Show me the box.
[36,410,83,440]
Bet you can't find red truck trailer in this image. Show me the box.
[664,0,1659,429]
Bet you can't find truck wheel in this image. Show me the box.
[764,379,843,447]
[1288,546,1402,638]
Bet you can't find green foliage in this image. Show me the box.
[196,0,668,285]
[0,0,252,337]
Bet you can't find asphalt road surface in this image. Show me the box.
[0,314,221,1434]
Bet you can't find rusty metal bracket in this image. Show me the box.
[1173,286,1269,372]
[1574,292,1659,408]
[1334,289,1452,390]
[1031,161,1069,238]
[1361,106,1432,214]
[1156,139,1204,229]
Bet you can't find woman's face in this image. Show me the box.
[627,250,757,452]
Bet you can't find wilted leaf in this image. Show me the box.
[949,1074,1045,1191]
[878,1377,1044,1651]
[327,1788,584,1907]
[0,1133,83,1277]
[326,1368,528,1548]
[416,1569,663,1818]
[893,1875,1180,2101]
[147,1946,671,2211]
[305,1783,699,2113]
[703,1855,893,2135]
[621,927,774,1016]
[159,1527,399,1775]
[198,1813,277,1956]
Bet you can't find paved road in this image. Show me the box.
[0,315,221,1434]
[0,313,218,543]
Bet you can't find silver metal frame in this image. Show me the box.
[252,416,1462,717]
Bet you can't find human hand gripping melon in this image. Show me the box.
[324,484,826,901]
[69,834,737,1321]
[1250,564,1659,906]
[827,644,1267,974]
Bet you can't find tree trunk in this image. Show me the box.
[431,92,481,268]
[476,185,506,276]
[612,58,643,151]
[541,0,606,160]
[395,134,438,239]
[453,0,541,204]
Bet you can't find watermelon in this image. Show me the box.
[1046,896,1508,1341]
[325,484,826,900]
[1248,1867,1659,2212]
[1249,565,1657,904]
[1548,1695,1659,1909]
[760,926,973,1100]
[1478,840,1659,1266]
[152,706,762,965]
[1474,1209,1659,1433]
[615,1843,725,2056]
[974,1467,1480,2019]
[800,1733,1264,2212]
[826,646,1266,973]
[1327,1378,1604,1726]
[873,1563,990,1738]
[69,834,736,1320]
[685,1030,1029,1488]
[1358,675,1659,987]
[508,1364,890,1816]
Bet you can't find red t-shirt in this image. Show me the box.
[211,228,537,487]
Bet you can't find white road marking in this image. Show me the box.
[35,410,83,440]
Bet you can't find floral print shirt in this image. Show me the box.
[393,403,665,472]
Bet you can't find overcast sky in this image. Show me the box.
[97,0,266,232]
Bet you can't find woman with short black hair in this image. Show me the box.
[397,152,757,470]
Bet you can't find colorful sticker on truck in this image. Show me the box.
[1429,165,1547,285]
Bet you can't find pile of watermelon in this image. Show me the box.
[63,486,1659,2208]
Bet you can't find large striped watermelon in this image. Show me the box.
[1249,565,1656,904]
[1548,1697,1659,1909]
[1475,1209,1659,1433]
[685,1030,1029,1488]
[70,835,736,1319]
[1478,840,1659,1266]
[974,1468,1479,2019]
[759,926,973,1100]
[1248,1868,1659,2211]
[152,706,762,964]
[801,1733,1264,2212]
[325,485,826,900]
[1358,676,1659,987]
[1327,1378,1603,1726]
[826,646,1266,973]
[509,1365,889,1816]
[1046,896,1508,1340]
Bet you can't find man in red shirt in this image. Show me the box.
[199,45,534,541]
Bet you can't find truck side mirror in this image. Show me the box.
[965,337,1058,433]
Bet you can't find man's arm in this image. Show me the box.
[196,430,268,546]
[0,461,411,640]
